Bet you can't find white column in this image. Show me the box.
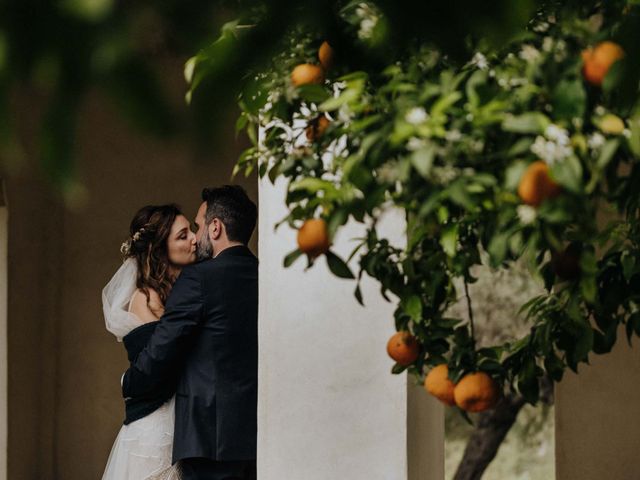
[257,177,443,479]
[0,182,7,480]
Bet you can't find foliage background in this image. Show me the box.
[216,0,640,407]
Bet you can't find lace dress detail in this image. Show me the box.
[102,397,181,480]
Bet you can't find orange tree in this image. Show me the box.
[191,1,640,410]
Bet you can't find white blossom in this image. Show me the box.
[470,52,489,70]
[332,81,347,95]
[445,129,462,142]
[519,44,541,63]
[545,124,570,145]
[533,22,549,33]
[531,134,573,165]
[553,40,567,62]
[517,205,537,225]
[405,107,428,125]
[509,78,528,87]
[431,165,459,183]
[355,3,379,40]
[376,161,400,183]
[471,139,485,153]
[337,104,353,125]
[588,132,606,150]
[407,137,426,151]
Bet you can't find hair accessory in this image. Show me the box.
[120,226,147,256]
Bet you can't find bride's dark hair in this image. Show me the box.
[123,204,182,307]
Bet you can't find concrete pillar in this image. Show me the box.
[556,327,640,479]
[257,177,443,479]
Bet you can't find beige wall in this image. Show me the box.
[556,327,640,479]
[5,58,255,479]
[1,182,7,480]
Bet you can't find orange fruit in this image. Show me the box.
[582,41,625,86]
[291,63,325,87]
[318,41,334,70]
[454,372,500,412]
[305,116,331,141]
[517,161,561,207]
[297,218,330,258]
[387,331,420,366]
[424,364,456,406]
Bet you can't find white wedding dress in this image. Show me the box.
[101,259,181,480]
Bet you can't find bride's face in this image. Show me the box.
[167,214,197,266]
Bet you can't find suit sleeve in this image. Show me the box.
[122,265,204,399]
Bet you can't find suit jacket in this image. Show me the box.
[122,245,258,462]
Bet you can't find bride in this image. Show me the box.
[102,204,196,480]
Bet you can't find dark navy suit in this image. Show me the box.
[122,245,258,479]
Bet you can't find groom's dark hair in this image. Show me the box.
[201,185,257,245]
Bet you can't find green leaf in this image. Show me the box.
[488,232,509,266]
[580,275,597,304]
[507,138,535,157]
[283,249,303,268]
[297,84,331,103]
[410,145,436,178]
[318,81,363,112]
[505,160,529,191]
[392,363,408,374]
[440,224,459,257]
[621,251,637,282]
[235,113,248,134]
[565,321,594,368]
[290,178,337,194]
[448,181,476,211]
[326,251,355,279]
[629,111,640,157]
[502,112,550,134]
[602,59,624,93]
[544,353,564,382]
[403,295,423,322]
[517,357,540,403]
[552,79,586,121]
[596,139,620,170]
[354,284,364,306]
[431,91,463,117]
[550,155,583,193]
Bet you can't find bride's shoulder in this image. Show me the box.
[129,288,164,323]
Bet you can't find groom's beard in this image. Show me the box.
[196,234,214,261]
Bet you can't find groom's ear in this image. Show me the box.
[208,218,222,241]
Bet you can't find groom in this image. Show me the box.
[122,185,258,480]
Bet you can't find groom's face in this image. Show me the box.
[194,202,213,260]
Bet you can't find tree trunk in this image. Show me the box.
[453,377,553,480]
[452,394,527,480]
